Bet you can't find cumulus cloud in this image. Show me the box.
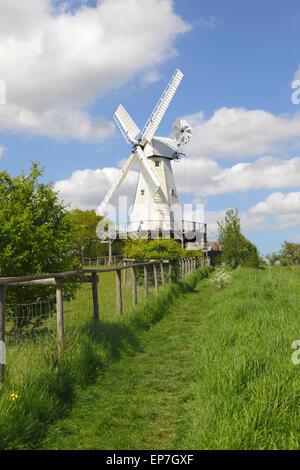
[250,192,300,230]
[173,155,300,196]
[54,166,138,210]
[0,0,190,141]
[250,192,300,215]
[140,69,162,87]
[203,209,268,237]
[183,107,300,159]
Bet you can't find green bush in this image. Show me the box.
[123,238,183,260]
[123,238,184,283]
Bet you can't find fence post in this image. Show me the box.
[91,272,99,322]
[55,278,64,355]
[123,262,127,287]
[168,261,172,283]
[131,266,137,306]
[0,285,6,382]
[153,263,159,292]
[116,269,123,315]
[144,265,148,298]
[160,261,165,287]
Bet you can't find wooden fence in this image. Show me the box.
[82,255,123,267]
[0,256,208,381]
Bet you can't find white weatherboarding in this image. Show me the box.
[98,69,193,237]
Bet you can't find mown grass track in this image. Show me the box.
[42,266,300,450]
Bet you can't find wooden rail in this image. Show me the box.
[82,255,123,267]
[0,256,209,381]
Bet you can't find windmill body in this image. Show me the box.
[129,137,181,233]
[98,69,194,238]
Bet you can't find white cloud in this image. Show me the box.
[0,0,190,141]
[0,106,115,142]
[173,155,300,196]
[183,107,300,159]
[250,192,300,215]
[140,69,162,87]
[250,192,300,230]
[194,16,216,29]
[204,209,268,237]
[54,167,138,210]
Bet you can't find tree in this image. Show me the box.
[0,163,80,307]
[266,241,300,266]
[265,252,281,266]
[68,208,124,258]
[279,241,300,265]
[68,208,103,258]
[217,209,261,268]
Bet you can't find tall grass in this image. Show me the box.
[173,265,300,450]
[0,266,213,449]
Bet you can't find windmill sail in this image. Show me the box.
[97,68,192,236]
[114,105,140,144]
[141,69,184,145]
[134,146,161,196]
[97,152,136,215]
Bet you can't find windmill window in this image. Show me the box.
[141,190,145,195]
[171,189,176,196]
[155,161,160,167]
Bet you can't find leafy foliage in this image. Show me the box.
[123,238,183,260]
[266,241,300,266]
[67,209,124,258]
[0,163,80,306]
[217,209,262,268]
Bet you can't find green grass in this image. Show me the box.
[40,265,300,450]
[3,265,300,450]
[174,265,300,450]
[0,265,212,449]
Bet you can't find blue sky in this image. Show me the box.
[1,0,300,256]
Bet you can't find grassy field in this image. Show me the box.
[0,264,210,449]
[2,265,300,450]
[40,265,300,450]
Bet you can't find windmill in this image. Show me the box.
[98,69,204,243]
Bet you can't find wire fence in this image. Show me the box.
[0,257,206,381]
[6,298,56,346]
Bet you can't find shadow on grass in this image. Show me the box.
[0,266,213,450]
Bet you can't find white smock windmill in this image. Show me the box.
[98,69,192,238]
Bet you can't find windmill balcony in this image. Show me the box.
[101,220,207,244]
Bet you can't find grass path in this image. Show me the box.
[41,281,212,450]
[41,266,300,450]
